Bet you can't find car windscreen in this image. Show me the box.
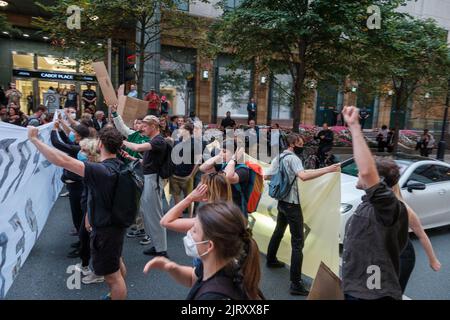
[341,159,409,177]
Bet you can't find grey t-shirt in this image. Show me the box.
[266,150,304,204]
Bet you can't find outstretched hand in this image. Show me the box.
[143,256,173,274]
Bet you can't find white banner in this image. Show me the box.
[0,121,63,298]
[249,156,341,279]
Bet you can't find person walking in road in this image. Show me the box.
[28,126,129,300]
[341,106,409,301]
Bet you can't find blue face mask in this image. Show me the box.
[69,131,76,143]
[77,151,88,162]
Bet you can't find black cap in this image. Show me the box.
[73,124,90,139]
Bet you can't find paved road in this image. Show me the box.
[6,193,450,300]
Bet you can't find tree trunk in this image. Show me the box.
[136,21,146,99]
[392,81,406,153]
[292,40,307,133]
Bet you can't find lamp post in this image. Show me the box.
[424,92,430,130]
[436,79,450,161]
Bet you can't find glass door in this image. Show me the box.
[15,80,34,115]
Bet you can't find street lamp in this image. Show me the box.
[424,92,430,130]
[436,79,450,160]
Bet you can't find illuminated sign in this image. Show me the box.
[13,69,96,82]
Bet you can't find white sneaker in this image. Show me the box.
[74,263,91,276]
[60,191,69,197]
[82,273,105,284]
[140,235,151,245]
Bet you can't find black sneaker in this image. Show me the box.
[143,247,168,257]
[290,281,309,296]
[266,259,286,268]
[127,229,146,238]
[67,249,80,259]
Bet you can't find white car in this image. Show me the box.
[339,153,450,243]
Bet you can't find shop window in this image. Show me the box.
[160,59,194,115]
[175,0,189,11]
[13,53,34,70]
[15,80,34,114]
[79,60,95,74]
[271,74,293,120]
[225,0,242,10]
[217,67,251,118]
[37,56,77,73]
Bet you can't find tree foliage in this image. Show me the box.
[33,0,209,97]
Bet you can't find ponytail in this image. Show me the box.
[239,229,262,300]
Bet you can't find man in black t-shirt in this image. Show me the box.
[65,85,79,111]
[82,84,97,111]
[170,122,198,215]
[220,111,236,130]
[28,126,128,300]
[123,115,169,257]
[200,140,250,217]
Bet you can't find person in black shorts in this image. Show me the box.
[28,125,128,300]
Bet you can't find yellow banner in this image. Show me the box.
[248,156,341,279]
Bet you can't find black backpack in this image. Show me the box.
[157,139,175,179]
[111,160,144,228]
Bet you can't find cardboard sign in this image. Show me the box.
[118,95,149,127]
[307,262,344,300]
[92,61,118,106]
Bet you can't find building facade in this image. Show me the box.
[1,0,449,130]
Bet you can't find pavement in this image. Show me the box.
[5,192,450,300]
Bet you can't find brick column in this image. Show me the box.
[196,57,213,124]
[253,71,270,125]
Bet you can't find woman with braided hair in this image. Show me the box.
[144,202,263,300]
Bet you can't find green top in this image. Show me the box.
[126,131,150,160]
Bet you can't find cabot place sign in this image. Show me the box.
[13,69,97,82]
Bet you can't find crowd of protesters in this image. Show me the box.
[20,82,441,301]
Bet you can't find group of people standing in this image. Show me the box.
[24,91,442,301]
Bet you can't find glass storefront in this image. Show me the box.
[160,46,196,116]
[271,74,293,120]
[215,55,252,118]
[11,51,97,114]
[37,56,77,73]
[15,80,33,114]
[12,53,34,70]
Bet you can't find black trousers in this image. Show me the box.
[267,201,304,283]
[78,213,91,267]
[399,238,416,294]
[66,181,84,232]
[377,141,386,152]
[248,111,256,121]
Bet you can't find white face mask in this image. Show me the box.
[70,113,76,119]
[183,231,209,258]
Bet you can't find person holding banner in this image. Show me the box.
[28,126,128,300]
[341,106,409,300]
[264,133,340,296]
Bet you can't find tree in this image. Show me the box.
[353,15,450,151]
[207,0,406,131]
[0,13,20,35]
[34,0,209,98]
